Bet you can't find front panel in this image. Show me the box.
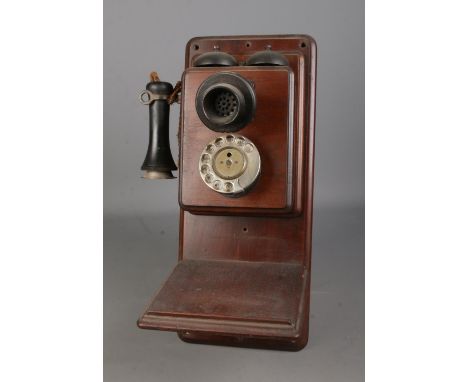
[179,66,296,214]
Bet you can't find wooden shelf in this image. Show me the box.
[138,259,308,341]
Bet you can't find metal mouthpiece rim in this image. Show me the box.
[142,170,176,180]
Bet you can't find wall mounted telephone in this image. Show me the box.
[137,35,317,350]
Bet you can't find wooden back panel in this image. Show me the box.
[178,35,316,267]
[138,35,317,351]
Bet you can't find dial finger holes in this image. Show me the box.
[236,137,245,146]
[244,143,253,153]
[224,182,233,192]
[199,134,260,196]
[200,164,210,174]
[213,180,221,190]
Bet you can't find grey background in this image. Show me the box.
[104,0,364,381]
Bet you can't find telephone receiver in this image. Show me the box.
[139,50,266,193]
[139,71,178,179]
[137,35,317,351]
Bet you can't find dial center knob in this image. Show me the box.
[213,147,246,179]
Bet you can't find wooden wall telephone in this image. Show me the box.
[137,35,317,350]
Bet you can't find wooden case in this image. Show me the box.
[180,66,297,215]
[138,35,317,351]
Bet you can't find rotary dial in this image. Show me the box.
[198,134,261,196]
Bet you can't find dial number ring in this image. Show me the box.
[198,134,261,196]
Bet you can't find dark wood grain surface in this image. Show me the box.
[179,67,296,214]
[138,35,317,350]
[145,259,305,325]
